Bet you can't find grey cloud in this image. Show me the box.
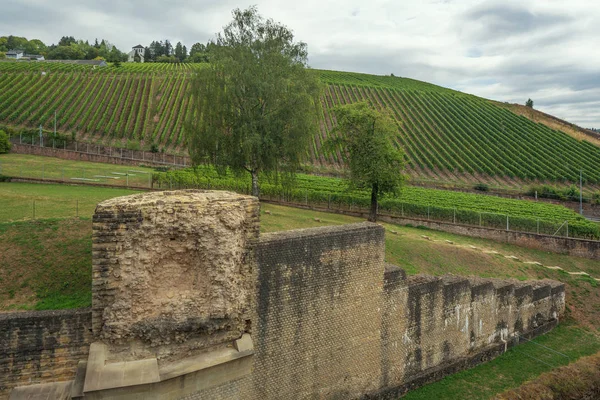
[461,2,572,42]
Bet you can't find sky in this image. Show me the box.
[3,0,600,128]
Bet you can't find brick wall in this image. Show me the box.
[186,222,565,399]
[0,309,92,398]
[0,222,566,399]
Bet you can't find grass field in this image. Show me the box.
[0,153,155,188]
[1,63,599,187]
[1,183,599,398]
[0,182,139,221]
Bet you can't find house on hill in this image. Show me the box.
[128,45,145,63]
[6,50,24,59]
[20,54,45,61]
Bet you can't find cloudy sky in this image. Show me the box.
[3,0,600,128]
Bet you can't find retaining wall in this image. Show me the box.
[0,309,92,396]
[0,221,566,399]
[9,143,188,168]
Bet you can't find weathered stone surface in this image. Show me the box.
[91,190,260,361]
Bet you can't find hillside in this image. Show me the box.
[1,62,599,186]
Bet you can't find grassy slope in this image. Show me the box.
[1,64,599,188]
[0,181,139,221]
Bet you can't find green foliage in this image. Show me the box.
[526,98,534,108]
[474,183,489,192]
[526,184,582,202]
[0,130,11,153]
[154,166,600,239]
[0,62,599,187]
[126,139,140,151]
[329,102,406,220]
[186,6,322,196]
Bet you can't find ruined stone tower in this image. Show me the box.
[83,190,260,398]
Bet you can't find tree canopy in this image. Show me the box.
[526,98,534,108]
[185,6,322,197]
[0,130,11,154]
[329,102,406,222]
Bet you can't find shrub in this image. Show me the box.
[0,130,11,154]
[474,183,489,192]
[126,140,140,151]
[150,143,160,153]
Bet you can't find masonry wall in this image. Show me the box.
[0,309,92,398]
[0,223,566,399]
[377,215,600,260]
[186,223,565,400]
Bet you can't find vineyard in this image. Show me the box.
[1,62,599,186]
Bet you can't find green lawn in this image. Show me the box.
[0,182,140,221]
[0,153,156,188]
[403,323,600,400]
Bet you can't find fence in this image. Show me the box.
[0,198,87,222]
[9,136,191,167]
[2,160,597,240]
[151,173,597,240]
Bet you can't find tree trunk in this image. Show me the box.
[369,183,378,222]
[251,170,260,198]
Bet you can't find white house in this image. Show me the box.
[6,50,24,59]
[127,45,145,63]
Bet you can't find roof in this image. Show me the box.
[6,49,24,55]
[132,44,144,49]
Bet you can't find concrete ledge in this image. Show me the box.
[160,334,254,381]
[76,335,254,399]
[9,381,73,400]
[83,342,160,393]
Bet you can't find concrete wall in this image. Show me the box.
[0,222,566,399]
[376,215,600,260]
[0,309,92,397]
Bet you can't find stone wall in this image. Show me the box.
[0,309,92,397]
[1,191,567,399]
[186,222,565,400]
[91,190,260,362]
[375,215,600,260]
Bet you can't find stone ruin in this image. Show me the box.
[5,189,566,400]
[84,190,259,398]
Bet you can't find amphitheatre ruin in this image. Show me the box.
[1,190,565,399]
